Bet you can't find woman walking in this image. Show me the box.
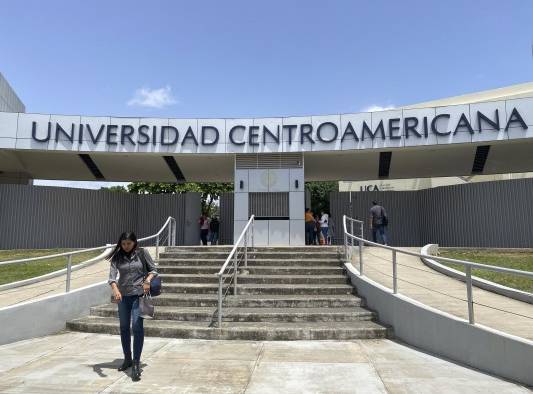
[107,232,158,382]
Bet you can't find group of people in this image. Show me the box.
[304,208,332,245]
[303,201,389,246]
[198,214,220,245]
[198,201,388,247]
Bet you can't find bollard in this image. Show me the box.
[65,254,72,292]
[466,265,475,324]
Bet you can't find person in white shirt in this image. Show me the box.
[319,211,329,245]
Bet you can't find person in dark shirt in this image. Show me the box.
[210,216,220,245]
[369,200,388,245]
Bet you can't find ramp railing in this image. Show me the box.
[216,214,255,327]
[342,215,533,325]
[0,216,176,294]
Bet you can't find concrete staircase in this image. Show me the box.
[67,246,392,340]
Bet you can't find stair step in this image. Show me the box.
[150,294,364,308]
[159,252,340,260]
[157,266,344,275]
[160,283,355,295]
[90,305,375,322]
[165,246,340,253]
[158,274,348,285]
[156,258,342,267]
[66,245,392,341]
[66,316,391,340]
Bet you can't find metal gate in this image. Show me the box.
[219,192,234,245]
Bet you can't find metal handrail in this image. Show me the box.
[0,216,177,293]
[342,214,533,324]
[216,214,255,327]
[343,217,364,262]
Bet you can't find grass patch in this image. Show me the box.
[0,249,103,285]
[438,249,533,293]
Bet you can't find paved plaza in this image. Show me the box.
[0,331,529,393]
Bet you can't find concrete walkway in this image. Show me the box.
[358,247,533,340]
[0,332,529,393]
[0,248,157,308]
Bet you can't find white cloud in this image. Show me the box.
[33,180,129,190]
[361,104,395,112]
[127,85,178,108]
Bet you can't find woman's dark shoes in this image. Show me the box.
[131,360,141,381]
[118,358,132,371]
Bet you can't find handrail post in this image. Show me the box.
[244,235,248,268]
[350,220,354,248]
[466,265,475,324]
[251,217,255,248]
[360,222,364,238]
[392,250,398,294]
[344,232,348,262]
[173,218,177,246]
[65,254,72,293]
[156,235,160,260]
[218,275,223,327]
[167,220,172,247]
[233,252,238,295]
[359,239,363,275]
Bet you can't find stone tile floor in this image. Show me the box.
[0,332,529,393]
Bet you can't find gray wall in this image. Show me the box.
[345,262,533,387]
[0,281,109,346]
[219,192,234,245]
[0,184,201,249]
[0,72,25,113]
[330,178,533,248]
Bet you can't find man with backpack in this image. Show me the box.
[369,201,388,245]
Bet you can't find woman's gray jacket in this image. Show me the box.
[108,248,158,296]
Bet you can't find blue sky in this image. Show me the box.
[1,0,532,188]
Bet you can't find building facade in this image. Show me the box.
[0,72,26,184]
[1,81,532,245]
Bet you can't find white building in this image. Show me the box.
[341,82,533,192]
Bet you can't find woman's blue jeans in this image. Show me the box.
[118,294,144,362]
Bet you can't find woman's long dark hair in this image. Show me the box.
[106,232,138,262]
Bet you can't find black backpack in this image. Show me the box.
[381,207,389,226]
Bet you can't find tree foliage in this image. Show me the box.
[124,182,234,216]
[305,181,338,214]
[101,180,338,218]
[100,185,128,193]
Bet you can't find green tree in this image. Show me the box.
[100,185,128,192]
[305,181,338,215]
[127,182,233,216]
